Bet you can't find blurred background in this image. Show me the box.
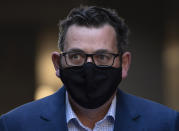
[0,0,179,115]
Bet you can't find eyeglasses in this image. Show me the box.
[61,51,121,67]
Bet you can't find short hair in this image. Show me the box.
[58,6,129,53]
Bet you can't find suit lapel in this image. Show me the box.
[39,87,68,131]
[37,87,145,131]
[114,89,144,131]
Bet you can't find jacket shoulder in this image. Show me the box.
[121,91,177,114]
[0,87,66,131]
[118,90,178,130]
[2,90,58,117]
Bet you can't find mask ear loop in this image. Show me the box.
[59,53,64,69]
[59,52,72,69]
[119,52,123,67]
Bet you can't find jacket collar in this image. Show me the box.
[114,89,143,130]
[40,87,143,131]
[40,86,68,131]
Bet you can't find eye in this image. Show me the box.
[97,54,110,60]
[69,53,82,60]
[66,52,86,66]
[98,55,107,60]
[65,51,86,66]
[72,54,80,59]
[95,53,112,64]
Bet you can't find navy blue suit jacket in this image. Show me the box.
[0,87,179,131]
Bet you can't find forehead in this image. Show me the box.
[64,24,118,53]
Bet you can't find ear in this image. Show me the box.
[122,52,131,79]
[51,52,61,77]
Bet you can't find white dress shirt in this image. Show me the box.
[66,92,116,131]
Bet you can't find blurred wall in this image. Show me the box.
[163,0,179,110]
[0,25,36,114]
[0,0,178,115]
[34,28,62,100]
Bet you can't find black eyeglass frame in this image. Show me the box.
[60,51,122,67]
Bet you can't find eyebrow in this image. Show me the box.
[66,48,112,54]
[94,49,110,54]
[66,48,85,53]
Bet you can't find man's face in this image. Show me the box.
[51,23,131,108]
[62,24,120,68]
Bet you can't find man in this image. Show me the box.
[0,6,178,131]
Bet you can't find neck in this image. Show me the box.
[68,92,116,129]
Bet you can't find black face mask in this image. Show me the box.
[59,62,122,109]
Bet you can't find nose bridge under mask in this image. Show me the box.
[83,63,96,89]
[84,62,95,75]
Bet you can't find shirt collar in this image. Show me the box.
[66,92,77,123]
[105,94,116,120]
[66,91,116,123]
